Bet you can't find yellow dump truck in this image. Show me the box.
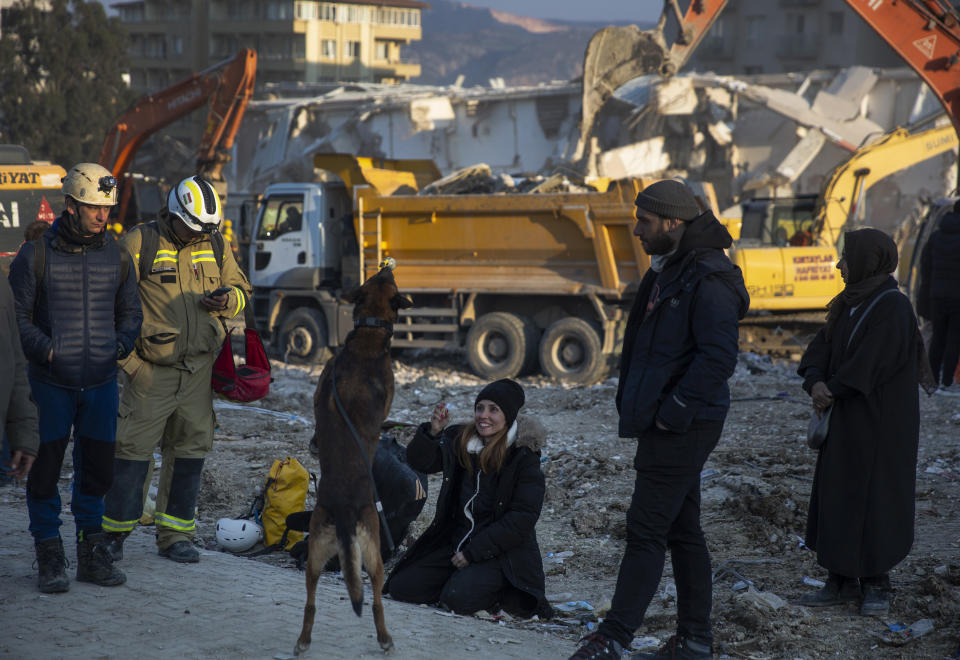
[248,154,653,383]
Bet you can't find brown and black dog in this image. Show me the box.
[295,264,412,656]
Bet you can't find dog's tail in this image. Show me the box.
[335,511,364,617]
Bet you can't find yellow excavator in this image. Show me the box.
[733,122,958,353]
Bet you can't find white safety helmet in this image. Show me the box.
[167,175,222,233]
[215,518,264,553]
[62,163,118,206]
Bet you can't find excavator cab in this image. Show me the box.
[732,195,842,311]
[739,196,818,248]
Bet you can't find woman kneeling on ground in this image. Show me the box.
[385,379,553,619]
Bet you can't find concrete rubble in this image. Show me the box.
[225,66,955,238]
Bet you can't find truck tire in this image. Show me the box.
[538,317,605,384]
[279,308,332,366]
[466,312,537,380]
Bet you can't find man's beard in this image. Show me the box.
[642,231,677,256]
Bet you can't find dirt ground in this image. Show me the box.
[188,349,960,659]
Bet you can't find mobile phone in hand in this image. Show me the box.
[209,286,232,297]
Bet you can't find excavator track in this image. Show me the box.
[738,312,826,358]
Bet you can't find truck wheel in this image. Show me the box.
[279,308,332,365]
[466,312,536,380]
[538,317,605,384]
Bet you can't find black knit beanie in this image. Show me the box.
[634,180,701,221]
[475,378,525,429]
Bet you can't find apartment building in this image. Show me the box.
[689,0,903,75]
[113,0,428,93]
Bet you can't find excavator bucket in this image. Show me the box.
[577,26,670,162]
[575,1,729,169]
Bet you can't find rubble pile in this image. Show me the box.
[416,163,597,196]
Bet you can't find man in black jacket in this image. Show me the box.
[571,181,749,660]
[8,163,141,593]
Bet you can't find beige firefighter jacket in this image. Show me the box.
[119,217,252,373]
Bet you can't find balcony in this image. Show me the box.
[777,33,822,59]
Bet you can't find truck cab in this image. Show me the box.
[249,181,353,363]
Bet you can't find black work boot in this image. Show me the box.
[797,572,860,607]
[633,634,713,659]
[35,537,70,593]
[568,633,623,660]
[76,531,127,586]
[159,540,199,563]
[860,574,891,616]
[104,532,129,562]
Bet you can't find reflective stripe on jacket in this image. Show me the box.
[120,217,252,372]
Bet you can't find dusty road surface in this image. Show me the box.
[6,350,959,658]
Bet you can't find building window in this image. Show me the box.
[171,35,184,56]
[320,3,336,21]
[266,0,293,20]
[375,41,388,61]
[745,15,764,48]
[296,2,316,19]
[322,39,336,59]
[119,4,145,22]
[828,12,844,34]
[345,41,360,59]
[786,13,805,34]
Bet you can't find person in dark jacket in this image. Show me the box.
[571,180,749,660]
[797,228,921,616]
[385,379,552,619]
[7,163,141,593]
[918,202,960,394]
[1,274,38,481]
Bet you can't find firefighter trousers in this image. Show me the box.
[103,357,214,550]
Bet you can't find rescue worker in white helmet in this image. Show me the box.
[8,162,142,592]
[102,175,252,564]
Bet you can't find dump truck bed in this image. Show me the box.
[314,154,650,298]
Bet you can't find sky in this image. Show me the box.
[455,0,663,23]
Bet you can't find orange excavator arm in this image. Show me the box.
[99,48,257,184]
[845,0,960,137]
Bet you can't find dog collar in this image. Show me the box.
[355,317,393,336]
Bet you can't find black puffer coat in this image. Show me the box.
[616,211,749,437]
[385,417,552,618]
[8,217,141,389]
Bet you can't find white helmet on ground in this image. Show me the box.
[167,175,222,233]
[216,518,264,552]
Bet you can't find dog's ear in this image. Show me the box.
[393,293,414,310]
[341,286,362,303]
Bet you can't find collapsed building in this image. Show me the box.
[226,66,956,237]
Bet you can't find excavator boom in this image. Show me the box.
[99,48,257,225]
[845,0,960,137]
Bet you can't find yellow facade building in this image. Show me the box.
[113,0,427,93]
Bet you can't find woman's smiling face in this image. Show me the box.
[474,399,506,438]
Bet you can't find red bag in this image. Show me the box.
[212,328,272,402]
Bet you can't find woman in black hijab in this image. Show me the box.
[796,228,921,616]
